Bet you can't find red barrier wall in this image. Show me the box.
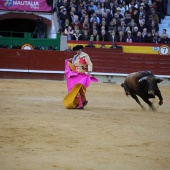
[0,48,170,80]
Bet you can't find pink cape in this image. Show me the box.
[64,60,98,92]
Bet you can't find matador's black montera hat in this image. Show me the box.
[73,45,84,51]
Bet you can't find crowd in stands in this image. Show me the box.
[55,0,170,44]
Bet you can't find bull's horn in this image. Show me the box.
[156,77,163,82]
[138,76,148,82]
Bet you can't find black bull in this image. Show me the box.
[121,71,163,111]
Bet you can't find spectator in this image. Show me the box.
[118,3,126,17]
[108,20,117,32]
[160,34,169,43]
[72,30,82,40]
[141,27,148,38]
[138,22,145,33]
[120,20,127,33]
[148,20,159,32]
[64,25,74,40]
[108,2,116,16]
[90,24,99,35]
[132,26,139,38]
[108,29,117,42]
[72,19,82,30]
[144,32,153,43]
[148,6,160,24]
[59,8,69,31]
[128,19,138,31]
[160,28,168,38]
[152,32,161,43]
[100,20,108,33]
[115,25,123,36]
[90,13,100,24]
[135,31,144,42]
[99,30,108,41]
[115,31,126,42]
[100,2,106,14]
[124,13,132,26]
[151,28,156,37]
[65,46,72,51]
[90,30,100,41]
[115,7,124,19]
[125,30,135,43]
[82,30,90,40]
[132,9,139,24]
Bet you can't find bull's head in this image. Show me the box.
[138,76,163,95]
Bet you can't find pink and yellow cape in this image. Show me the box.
[63,60,98,109]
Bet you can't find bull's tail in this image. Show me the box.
[121,83,130,96]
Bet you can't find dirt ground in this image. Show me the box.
[0,79,170,170]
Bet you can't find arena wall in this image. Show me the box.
[0,47,170,83]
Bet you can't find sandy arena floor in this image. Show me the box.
[0,79,170,170]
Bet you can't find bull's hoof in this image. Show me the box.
[159,101,163,105]
[121,83,124,87]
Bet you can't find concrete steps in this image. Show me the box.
[159,16,170,37]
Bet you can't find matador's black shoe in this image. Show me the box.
[76,106,84,110]
[83,101,88,107]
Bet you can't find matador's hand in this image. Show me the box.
[85,71,92,75]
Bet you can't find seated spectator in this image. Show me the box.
[100,20,108,33]
[138,14,144,25]
[115,25,123,36]
[115,31,126,42]
[148,20,159,32]
[151,28,156,37]
[152,32,161,44]
[82,21,90,33]
[72,30,82,40]
[59,9,69,31]
[72,19,82,30]
[128,19,138,31]
[148,6,160,24]
[108,20,117,32]
[141,27,148,38]
[108,29,117,42]
[160,34,169,44]
[135,31,144,43]
[160,29,169,38]
[65,46,72,51]
[124,13,132,26]
[90,30,100,41]
[118,3,126,17]
[114,12,121,26]
[144,32,153,43]
[105,9,113,25]
[108,2,116,16]
[99,30,108,41]
[132,26,139,38]
[82,30,90,41]
[132,9,139,24]
[90,13,100,24]
[120,20,126,33]
[100,2,106,14]
[90,24,99,35]
[124,30,135,43]
[64,26,74,40]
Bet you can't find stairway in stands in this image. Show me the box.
[159,16,170,37]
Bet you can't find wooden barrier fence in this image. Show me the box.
[0,48,170,80]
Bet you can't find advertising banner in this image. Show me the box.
[0,0,52,12]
